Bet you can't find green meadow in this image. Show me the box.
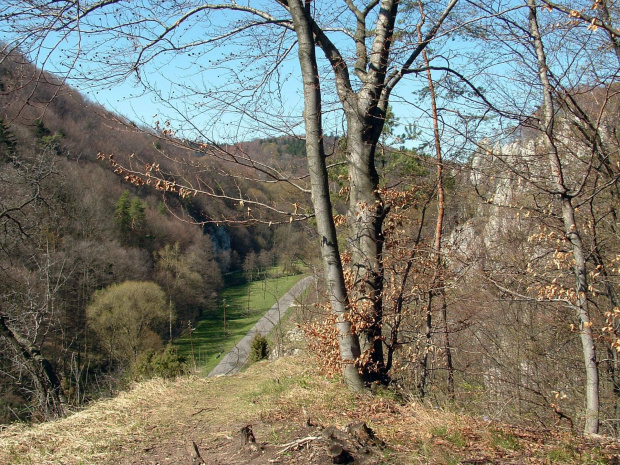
[174,270,306,376]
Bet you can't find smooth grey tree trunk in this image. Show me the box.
[527,0,599,434]
[287,0,365,392]
[334,0,401,381]
[302,0,456,383]
[345,114,387,378]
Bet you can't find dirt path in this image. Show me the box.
[208,275,315,377]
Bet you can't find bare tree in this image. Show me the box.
[1,0,462,389]
[526,0,599,433]
[0,149,66,419]
[457,0,620,434]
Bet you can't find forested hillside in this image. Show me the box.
[2,0,620,448]
[3,48,620,439]
[0,52,313,423]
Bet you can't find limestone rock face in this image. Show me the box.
[452,98,618,266]
[452,135,546,264]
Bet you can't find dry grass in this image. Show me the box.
[1,353,619,465]
[0,378,206,464]
[0,355,310,465]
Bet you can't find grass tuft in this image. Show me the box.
[490,428,520,451]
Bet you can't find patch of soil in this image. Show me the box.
[122,420,387,465]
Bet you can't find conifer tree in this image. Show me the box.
[129,197,146,232]
[0,119,16,159]
[114,191,131,238]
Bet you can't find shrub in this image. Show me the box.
[250,334,269,362]
[86,280,170,366]
[131,345,187,380]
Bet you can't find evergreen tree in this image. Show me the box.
[114,191,131,237]
[33,119,50,139]
[129,197,145,232]
[129,197,147,246]
[0,119,16,159]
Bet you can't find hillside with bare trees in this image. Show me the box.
[0,51,314,422]
[2,0,620,448]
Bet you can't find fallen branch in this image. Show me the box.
[190,407,213,416]
[190,441,205,464]
[276,436,321,455]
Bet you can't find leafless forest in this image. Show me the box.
[1,0,620,438]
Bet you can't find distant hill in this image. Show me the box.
[0,50,315,424]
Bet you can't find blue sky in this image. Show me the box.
[0,0,514,154]
[0,1,432,142]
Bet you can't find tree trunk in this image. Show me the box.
[345,115,387,381]
[441,294,454,398]
[288,0,365,391]
[304,0,454,386]
[418,298,433,398]
[417,5,454,397]
[0,312,65,419]
[561,195,599,434]
[527,0,599,434]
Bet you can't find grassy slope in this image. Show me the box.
[174,271,306,375]
[1,279,618,464]
[1,352,618,465]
